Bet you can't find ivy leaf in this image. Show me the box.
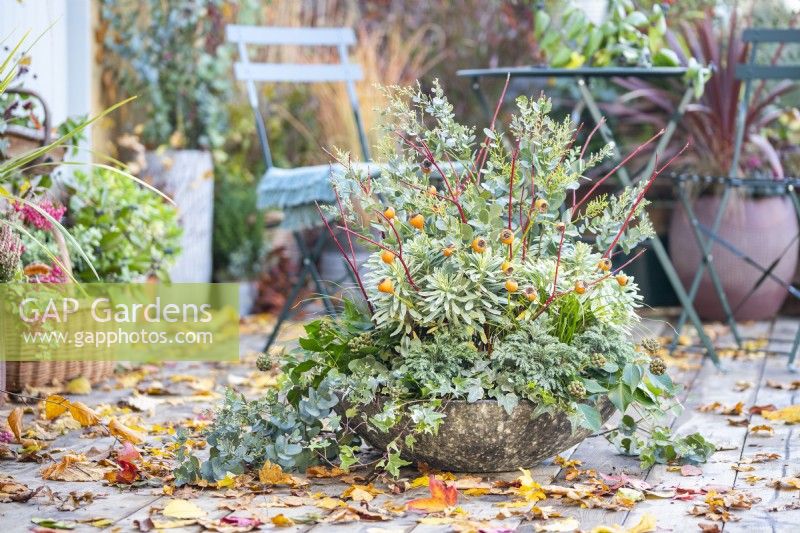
[622,363,643,389]
[609,382,633,412]
[497,393,519,416]
[576,404,602,432]
[338,445,358,472]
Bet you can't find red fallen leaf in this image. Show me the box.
[406,475,458,513]
[117,441,142,463]
[106,460,140,485]
[599,472,651,491]
[749,404,777,415]
[221,516,263,527]
[673,487,709,500]
[681,464,703,477]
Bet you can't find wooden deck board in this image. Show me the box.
[5,319,800,531]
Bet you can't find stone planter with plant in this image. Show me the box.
[174,83,713,482]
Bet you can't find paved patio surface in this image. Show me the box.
[2,313,800,532]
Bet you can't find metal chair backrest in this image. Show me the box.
[226,24,371,169]
[730,28,800,176]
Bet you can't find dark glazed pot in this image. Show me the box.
[340,397,615,472]
[669,194,799,321]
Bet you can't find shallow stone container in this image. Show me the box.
[343,397,616,472]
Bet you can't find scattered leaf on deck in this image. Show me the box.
[7,407,23,442]
[762,404,800,423]
[107,417,145,444]
[162,498,207,519]
[66,376,92,395]
[41,455,107,482]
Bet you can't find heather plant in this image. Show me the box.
[178,82,712,483]
[0,225,23,282]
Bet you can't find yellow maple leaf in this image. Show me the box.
[517,469,546,502]
[271,514,295,527]
[107,417,145,444]
[763,405,800,423]
[162,498,206,519]
[43,395,70,420]
[258,461,294,486]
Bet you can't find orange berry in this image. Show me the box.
[471,237,487,253]
[505,279,519,293]
[555,221,566,232]
[523,286,538,302]
[383,206,396,220]
[378,278,394,294]
[499,228,514,245]
[574,280,587,294]
[381,250,395,264]
[409,214,425,230]
[501,260,513,275]
[616,273,629,286]
[597,258,612,271]
[421,159,433,174]
[427,185,437,196]
[534,198,549,213]
[443,245,456,257]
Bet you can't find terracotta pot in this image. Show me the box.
[669,194,799,321]
[340,397,615,472]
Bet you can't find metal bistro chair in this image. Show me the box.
[227,25,374,352]
[669,28,800,368]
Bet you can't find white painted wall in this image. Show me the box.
[0,0,92,154]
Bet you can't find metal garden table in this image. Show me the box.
[457,66,721,365]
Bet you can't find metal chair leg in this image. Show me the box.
[294,232,337,316]
[263,231,340,353]
[263,262,312,353]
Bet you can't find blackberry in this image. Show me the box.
[649,356,666,376]
[590,352,607,367]
[256,352,271,372]
[567,380,586,399]
[641,337,661,354]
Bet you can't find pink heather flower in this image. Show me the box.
[13,200,66,231]
[0,430,13,444]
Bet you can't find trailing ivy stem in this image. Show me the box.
[602,143,688,259]
[315,203,374,313]
[571,128,665,218]
[335,225,420,291]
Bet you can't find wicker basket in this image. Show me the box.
[2,226,115,392]
[0,89,65,174]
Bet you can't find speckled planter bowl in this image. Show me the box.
[341,397,615,472]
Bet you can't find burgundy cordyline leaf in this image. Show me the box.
[613,7,796,177]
